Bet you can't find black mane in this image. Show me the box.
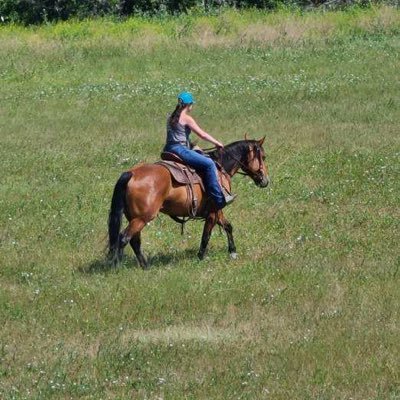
[206,140,258,174]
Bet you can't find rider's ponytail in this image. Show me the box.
[169,101,185,129]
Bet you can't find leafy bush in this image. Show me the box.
[0,0,120,24]
[0,0,395,24]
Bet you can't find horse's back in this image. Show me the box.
[128,163,172,193]
[124,163,172,219]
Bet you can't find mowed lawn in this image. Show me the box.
[1,7,399,399]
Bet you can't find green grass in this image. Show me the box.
[1,6,400,399]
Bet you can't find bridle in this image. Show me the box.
[219,144,265,182]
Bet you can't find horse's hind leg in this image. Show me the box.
[217,212,237,259]
[130,231,148,269]
[119,218,147,268]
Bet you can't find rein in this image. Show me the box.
[210,145,264,179]
[219,148,248,176]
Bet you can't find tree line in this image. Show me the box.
[0,0,378,25]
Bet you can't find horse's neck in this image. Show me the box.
[223,157,240,177]
[222,144,246,176]
[209,141,248,176]
[213,153,235,176]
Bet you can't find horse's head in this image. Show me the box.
[242,135,270,188]
[208,135,270,187]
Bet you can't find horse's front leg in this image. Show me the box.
[198,212,217,260]
[217,212,237,259]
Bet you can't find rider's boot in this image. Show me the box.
[222,187,237,206]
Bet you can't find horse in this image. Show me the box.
[107,136,270,269]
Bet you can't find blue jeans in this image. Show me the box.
[164,144,225,209]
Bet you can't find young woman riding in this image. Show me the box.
[163,91,235,210]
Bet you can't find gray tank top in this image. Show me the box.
[166,118,191,147]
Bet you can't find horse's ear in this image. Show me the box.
[258,136,266,146]
[244,133,249,141]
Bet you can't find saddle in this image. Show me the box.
[156,152,205,190]
[155,152,206,217]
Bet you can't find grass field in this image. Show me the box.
[1,6,400,399]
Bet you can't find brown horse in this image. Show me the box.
[108,136,269,268]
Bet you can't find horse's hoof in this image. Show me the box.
[108,252,121,267]
[198,252,205,261]
[139,259,150,270]
[230,252,238,260]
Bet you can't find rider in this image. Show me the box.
[163,91,235,210]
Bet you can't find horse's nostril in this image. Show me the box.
[261,177,269,188]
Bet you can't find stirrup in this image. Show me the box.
[222,187,237,206]
[224,193,237,205]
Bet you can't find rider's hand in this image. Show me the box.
[216,142,224,149]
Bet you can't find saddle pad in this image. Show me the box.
[155,160,205,191]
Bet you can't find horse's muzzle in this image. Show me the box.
[255,175,269,188]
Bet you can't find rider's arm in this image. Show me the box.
[183,115,224,148]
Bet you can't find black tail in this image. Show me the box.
[108,171,133,256]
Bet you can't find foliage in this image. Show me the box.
[0,0,395,24]
[0,0,120,24]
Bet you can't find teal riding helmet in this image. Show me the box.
[178,91,195,105]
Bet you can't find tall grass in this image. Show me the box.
[0,6,399,399]
[1,5,399,45]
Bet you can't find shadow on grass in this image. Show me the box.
[149,248,199,268]
[79,258,123,275]
[79,248,200,275]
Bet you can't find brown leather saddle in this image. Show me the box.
[156,152,205,191]
[155,152,207,217]
[155,152,231,219]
